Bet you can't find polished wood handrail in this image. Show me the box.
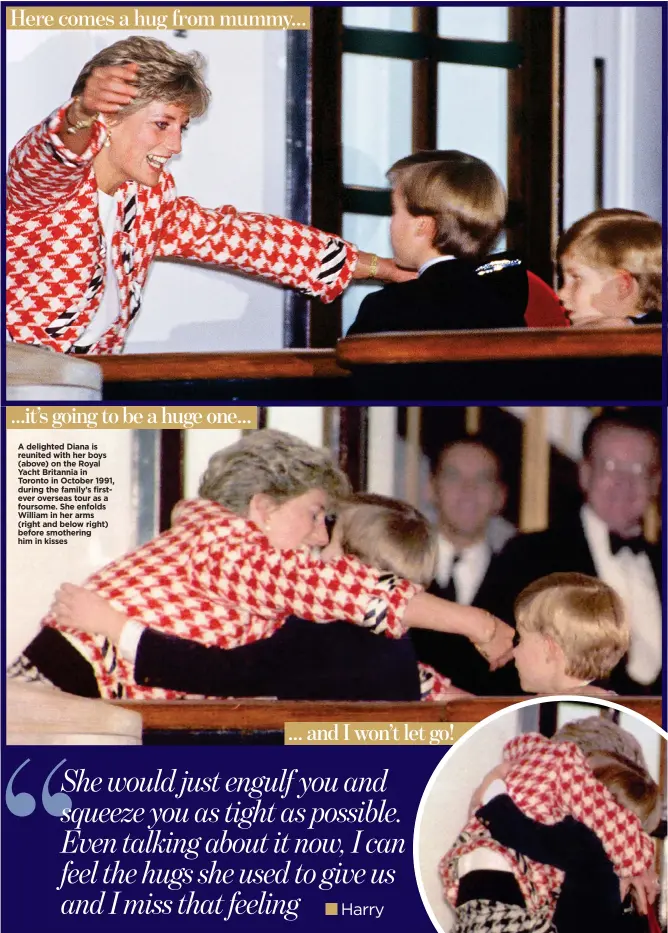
[337,326,662,365]
[97,349,348,383]
[116,696,662,731]
[94,329,661,383]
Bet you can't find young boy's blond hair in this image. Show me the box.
[388,150,507,259]
[514,572,629,681]
[587,750,662,834]
[335,493,437,587]
[557,208,662,313]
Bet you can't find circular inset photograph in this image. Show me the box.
[415,697,666,933]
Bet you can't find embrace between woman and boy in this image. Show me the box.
[10,429,638,706]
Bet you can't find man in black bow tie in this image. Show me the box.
[478,411,661,695]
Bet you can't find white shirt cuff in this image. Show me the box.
[459,849,513,876]
[118,619,146,663]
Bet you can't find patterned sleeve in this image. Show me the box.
[155,192,358,303]
[184,505,419,639]
[552,741,655,876]
[503,732,551,762]
[7,101,108,212]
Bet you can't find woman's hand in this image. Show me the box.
[50,583,126,645]
[76,63,140,118]
[353,251,417,284]
[621,869,660,915]
[472,612,515,670]
[468,762,511,815]
[403,596,513,671]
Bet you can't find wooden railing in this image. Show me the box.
[98,349,346,383]
[97,327,661,401]
[336,325,662,401]
[117,696,662,733]
[336,325,662,365]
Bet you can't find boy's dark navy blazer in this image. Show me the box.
[347,254,528,335]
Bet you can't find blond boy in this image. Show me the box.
[347,150,528,334]
[324,493,473,699]
[557,208,662,327]
[512,572,629,694]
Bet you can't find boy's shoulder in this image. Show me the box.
[346,254,527,336]
[345,277,423,335]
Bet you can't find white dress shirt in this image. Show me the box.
[434,535,492,606]
[75,191,121,347]
[418,255,455,277]
[581,504,662,685]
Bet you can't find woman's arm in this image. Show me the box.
[156,195,357,304]
[156,199,415,304]
[50,587,421,700]
[554,742,655,877]
[403,593,513,669]
[8,65,138,211]
[177,502,512,663]
[7,104,107,212]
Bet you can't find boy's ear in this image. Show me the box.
[615,270,639,301]
[417,215,437,242]
[594,270,639,315]
[545,636,565,665]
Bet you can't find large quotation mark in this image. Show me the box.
[5,758,72,818]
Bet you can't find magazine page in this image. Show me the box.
[4,5,666,933]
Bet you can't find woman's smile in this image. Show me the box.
[94,101,189,193]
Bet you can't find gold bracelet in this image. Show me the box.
[473,613,498,649]
[368,253,379,279]
[66,98,99,134]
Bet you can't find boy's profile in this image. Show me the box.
[512,571,629,694]
[347,149,528,335]
[557,208,662,327]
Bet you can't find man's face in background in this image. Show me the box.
[579,426,660,536]
[431,442,506,546]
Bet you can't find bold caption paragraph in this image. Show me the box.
[56,767,406,919]
[16,442,112,544]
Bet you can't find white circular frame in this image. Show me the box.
[413,695,667,933]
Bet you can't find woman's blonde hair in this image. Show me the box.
[557,208,662,312]
[335,494,437,586]
[198,429,350,515]
[72,36,211,119]
[514,572,629,681]
[388,150,507,259]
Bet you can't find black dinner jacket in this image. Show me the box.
[346,254,528,335]
[477,513,662,695]
[410,550,524,696]
[134,616,422,701]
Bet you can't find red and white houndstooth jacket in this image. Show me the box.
[6,103,357,354]
[44,498,420,700]
[440,732,654,918]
